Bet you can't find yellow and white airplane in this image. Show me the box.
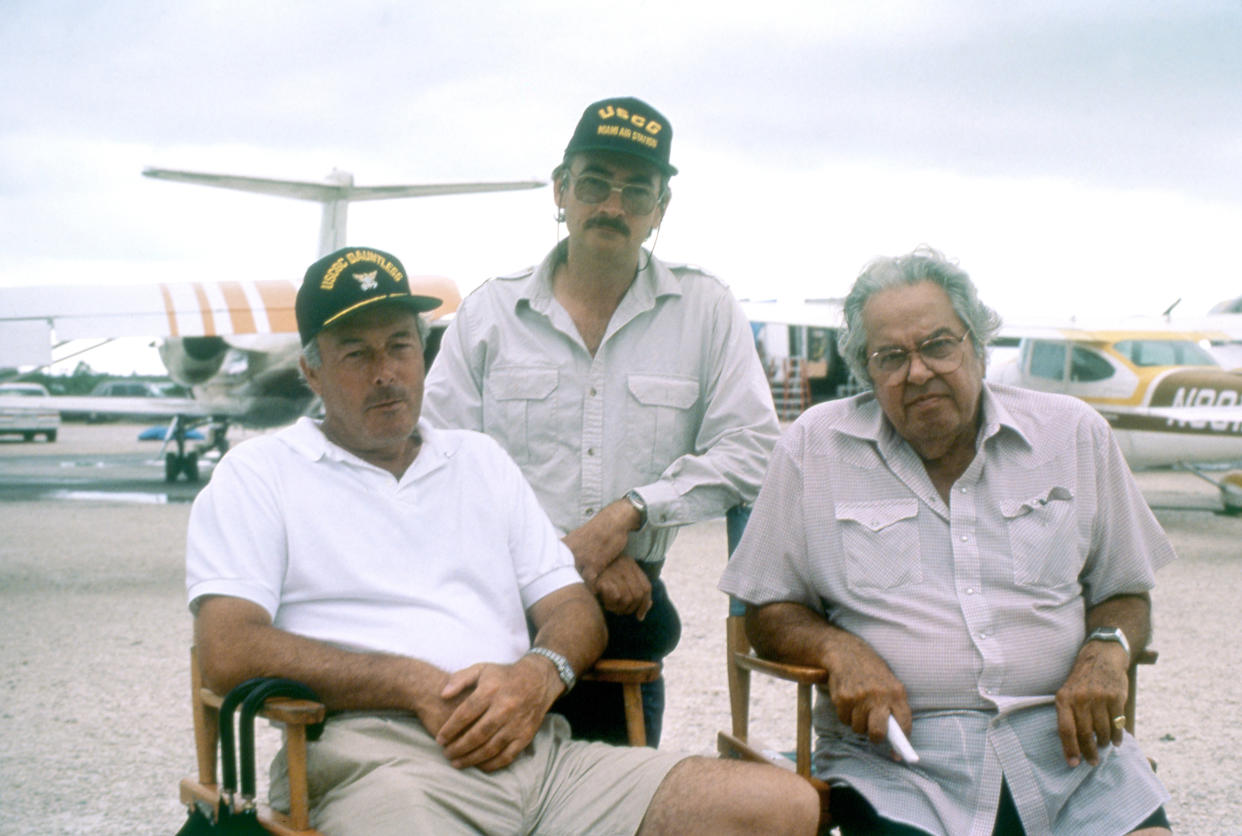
[741,299,1242,512]
[0,167,543,481]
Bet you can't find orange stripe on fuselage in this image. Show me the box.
[192,284,215,335]
[256,281,298,333]
[220,282,255,334]
[159,284,179,337]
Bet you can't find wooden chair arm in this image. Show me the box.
[199,688,326,726]
[579,658,662,684]
[733,653,828,686]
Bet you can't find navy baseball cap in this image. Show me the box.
[296,246,441,346]
[563,96,678,177]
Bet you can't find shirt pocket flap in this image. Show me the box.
[490,367,558,401]
[626,374,700,409]
[999,485,1074,519]
[835,499,919,533]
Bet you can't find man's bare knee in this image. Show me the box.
[638,756,819,836]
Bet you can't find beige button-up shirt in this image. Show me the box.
[424,242,779,564]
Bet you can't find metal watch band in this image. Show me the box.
[1085,626,1131,662]
[527,646,576,692]
[624,489,648,529]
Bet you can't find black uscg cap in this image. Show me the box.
[563,96,677,177]
[296,246,441,347]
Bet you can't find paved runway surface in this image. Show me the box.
[2,423,1239,834]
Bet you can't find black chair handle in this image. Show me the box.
[238,679,324,803]
[218,679,272,797]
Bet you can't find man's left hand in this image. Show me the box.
[435,655,561,772]
[1054,641,1130,767]
[594,555,654,619]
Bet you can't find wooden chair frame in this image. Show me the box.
[717,612,1157,779]
[714,505,1157,832]
[180,649,660,835]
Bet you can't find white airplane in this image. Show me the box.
[0,167,545,481]
[742,299,1242,512]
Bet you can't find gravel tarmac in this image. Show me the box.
[1,424,1239,834]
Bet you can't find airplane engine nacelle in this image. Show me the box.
[158,336,229,385]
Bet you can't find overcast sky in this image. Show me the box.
[3,1,1241,372]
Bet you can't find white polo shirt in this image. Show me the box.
[186,418,581,673]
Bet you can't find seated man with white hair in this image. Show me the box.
[721,247,1173,836]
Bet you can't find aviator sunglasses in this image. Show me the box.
[567,172,664,215]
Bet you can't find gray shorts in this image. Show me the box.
[270,712,685,835]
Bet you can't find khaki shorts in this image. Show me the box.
[271,712,685,835]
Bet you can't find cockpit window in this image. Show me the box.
[1113,340,1218,368]
[1069,347,1115,381]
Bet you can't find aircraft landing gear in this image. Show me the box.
[164,451,200,483]
[161,415,207,483]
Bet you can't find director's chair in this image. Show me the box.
[179,648,659,835]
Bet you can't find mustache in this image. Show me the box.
[365,387,408,408]
[585,216,630,236]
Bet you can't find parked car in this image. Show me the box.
[83,379,173,422]
[0,382,60,441]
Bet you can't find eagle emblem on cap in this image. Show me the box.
[354,270,379,291]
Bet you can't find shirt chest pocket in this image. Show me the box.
[483,366,558,466]
[623,374,700,476]
[1000,486,1081,587]
[836,499,923,590]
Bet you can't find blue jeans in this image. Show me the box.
[550,577,681,747]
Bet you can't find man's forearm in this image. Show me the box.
[746,601,855,672]
[747,601,912,740]
[1085,593,1153,659]
[194,596,449,715]
[528,584,608,680]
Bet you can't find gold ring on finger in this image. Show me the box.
[1112,714,1126,731]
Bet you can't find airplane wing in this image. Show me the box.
[142,168,545,202]
[0,280,299,367]
[0,393,230,418]
[0,275,459,368]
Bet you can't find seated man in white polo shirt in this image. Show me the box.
[186,245,820,836]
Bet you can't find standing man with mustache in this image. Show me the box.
[424,96,780,746]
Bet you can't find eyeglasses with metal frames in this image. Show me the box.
[867,330,973,381]
[568,172,663,215]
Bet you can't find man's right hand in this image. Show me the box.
[824,631,912,747]
[593,555,654,619]
[563,498,642,589]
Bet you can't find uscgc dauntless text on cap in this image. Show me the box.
[296,246,440,346]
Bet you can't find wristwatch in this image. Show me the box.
[624,489,648,529]
[1085,626,1131,663]
[527,646,577,692]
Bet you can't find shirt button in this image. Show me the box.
[589,387,598,396]
[587,448,595,456]
[965,587,976,595]
[978,631,988,639]
[585,507,594,516]
[960,535,969,542]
